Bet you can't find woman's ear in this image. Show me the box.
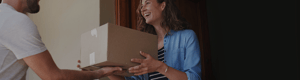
[161,2,166,11]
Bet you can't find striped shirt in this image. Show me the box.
[148,47,168,80]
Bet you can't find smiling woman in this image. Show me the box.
[137,0,189,35]
[115,0,213,80]
[109,0,202,80]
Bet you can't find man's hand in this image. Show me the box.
[77,60,125,78]
[24,50,124,80]
[96,67,124,78]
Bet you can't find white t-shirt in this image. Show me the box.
[0,3,47,80]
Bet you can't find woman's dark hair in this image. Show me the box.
[137,0,190,35]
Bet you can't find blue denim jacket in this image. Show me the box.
[125,29,202,80]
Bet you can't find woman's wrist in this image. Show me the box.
[156,62,168,74]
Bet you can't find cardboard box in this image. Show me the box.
[80,23,157,76]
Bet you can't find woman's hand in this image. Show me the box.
[128,51,165,75]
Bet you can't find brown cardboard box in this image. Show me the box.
[80,23,157,76]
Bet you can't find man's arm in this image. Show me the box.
[108,75,126,80]
[23,50,122,80]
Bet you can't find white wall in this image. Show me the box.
[27,0,114,80]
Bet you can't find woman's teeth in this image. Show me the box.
[144,13,151,17]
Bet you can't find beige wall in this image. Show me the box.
[26,0,114,80]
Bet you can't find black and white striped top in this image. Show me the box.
[148,47,168,80]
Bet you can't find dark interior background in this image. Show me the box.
[206,0,299,80]
[0,0,297,80]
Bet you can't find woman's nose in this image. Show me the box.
[141,6,147,12]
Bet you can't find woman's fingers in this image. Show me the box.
[140,51,151,58]
[131,58,143,63]
[129,67,148,74]
[129,65,142,71]
[78,60,81,63]
[128,65,141,73]
[133,68,149,75]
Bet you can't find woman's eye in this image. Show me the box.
[146,2,150,4]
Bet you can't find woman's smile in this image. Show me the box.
[143,12,151,19]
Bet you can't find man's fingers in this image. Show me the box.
[77,64,88,71]
[112,67,123,71]
[77,60,82,70]
[81,68,88,71]
[131,58,143,63]
[113,70,126,74]
[77,64,81,68]
[140,51,151,58]
[78,60,81,63]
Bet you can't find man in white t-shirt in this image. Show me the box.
[0,0,123,80]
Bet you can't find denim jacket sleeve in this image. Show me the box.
[124,75,145,80]
[183,30,202,80]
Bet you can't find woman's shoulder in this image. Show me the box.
[171,29,196,36]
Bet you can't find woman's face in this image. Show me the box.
[141,0,165,26]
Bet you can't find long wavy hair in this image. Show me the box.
[137,0,190,35]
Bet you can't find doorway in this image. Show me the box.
[115,0,214,80]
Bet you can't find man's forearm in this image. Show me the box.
[54,69,100,80]
[23,50,108,80]
[108,75,126,80]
